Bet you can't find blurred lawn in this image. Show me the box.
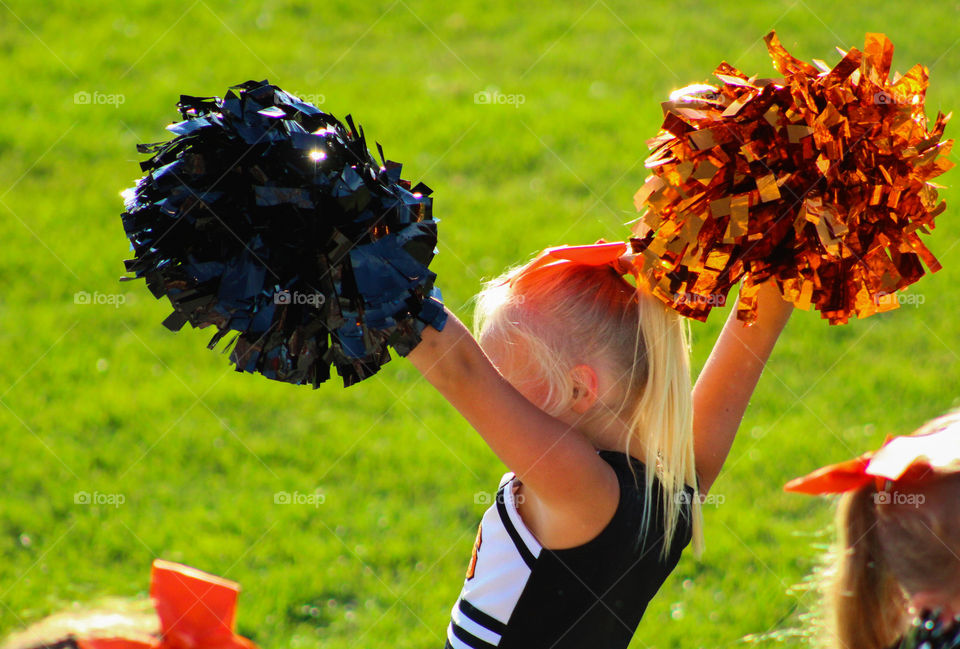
[1,1,958,648]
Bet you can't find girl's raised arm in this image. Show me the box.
[691,281,794,494]
[406,309,619,519]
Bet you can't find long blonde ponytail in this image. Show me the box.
[623,283,702,556]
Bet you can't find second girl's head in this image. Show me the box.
[474,255,702,554]
[820,412,960,649]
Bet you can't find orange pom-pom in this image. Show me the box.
[631,31,953,324]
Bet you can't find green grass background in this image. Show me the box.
[1,1,958,647]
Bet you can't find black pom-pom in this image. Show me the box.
[121,80,446,387]
[891,612,960,649]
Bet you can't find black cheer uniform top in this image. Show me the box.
[445,450,695,649]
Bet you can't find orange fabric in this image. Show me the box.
[785,428,960,495]
[783,453,874,494]
[466,523,482,581]
[77,560,258,649]
[507,241,632,289]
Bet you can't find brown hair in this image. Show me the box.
[823,486,910,649]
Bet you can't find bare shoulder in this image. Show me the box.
[514,463,620,550]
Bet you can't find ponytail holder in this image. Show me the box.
[784,425,960,495]
[77,560,258,649]
[506,240,636,289]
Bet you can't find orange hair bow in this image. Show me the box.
[78,560,258,649]
[784,425,960,495]
[507,240,636,288]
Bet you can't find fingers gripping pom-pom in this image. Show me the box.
[120,80,446,387]
[631,31,953,324]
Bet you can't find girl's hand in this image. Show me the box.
[616,251,637,275]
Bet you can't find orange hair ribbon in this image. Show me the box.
[784,427,960,495]
[506,240,635,289]
[77,560,258,649]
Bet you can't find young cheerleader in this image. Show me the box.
[407,241,795,648]
[785,411,960,649]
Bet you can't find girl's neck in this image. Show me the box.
[572,413,646,462]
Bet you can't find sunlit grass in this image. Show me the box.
[1,2,958,648]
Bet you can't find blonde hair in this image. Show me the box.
[816,411,960,649]
[1,599,158,649]
[474,258,703,557]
